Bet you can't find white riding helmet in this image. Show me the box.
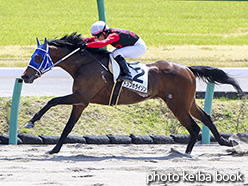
[90,21,109,36]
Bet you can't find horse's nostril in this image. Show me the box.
[21,74,28,79]
[21,74,31,83]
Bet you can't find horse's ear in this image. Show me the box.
[42,38,48,50]
[36,37,40,46]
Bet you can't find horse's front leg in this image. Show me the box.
[47,105,87,154]
[25,93,83,128]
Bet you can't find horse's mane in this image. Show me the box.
[48,32,109,54]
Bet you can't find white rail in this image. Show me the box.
[0,67,70,78]
[0,67,248,78]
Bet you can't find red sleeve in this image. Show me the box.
[86,33,120,48]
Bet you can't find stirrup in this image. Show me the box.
[118,74,133,81]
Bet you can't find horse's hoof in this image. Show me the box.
[46,150,55,155]
[24,121,34,128]
[230,139,239,147]
[46,149,59,155]
[219,137,232,147]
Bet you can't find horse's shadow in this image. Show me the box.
[30,148,197,162]
[0,150,194,162]
[43,153,182,162]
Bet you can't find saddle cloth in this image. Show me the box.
[109,54,148,93]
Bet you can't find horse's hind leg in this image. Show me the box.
[190,100,232,146]
[165,99,200,154]
[176,113,200,154]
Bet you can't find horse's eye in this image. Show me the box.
[34,54,43,63]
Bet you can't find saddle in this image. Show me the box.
[108,54,148,106]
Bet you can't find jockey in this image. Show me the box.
[80,21,147,81]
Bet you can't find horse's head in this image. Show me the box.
[21,38,53,83]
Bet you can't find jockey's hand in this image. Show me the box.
[79,43,87,50]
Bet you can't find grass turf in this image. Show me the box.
[1,0,247,46]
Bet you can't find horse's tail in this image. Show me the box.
[188,65,244,95]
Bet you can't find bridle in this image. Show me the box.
[28,38,109,77]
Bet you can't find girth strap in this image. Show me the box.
[109,80,124,106]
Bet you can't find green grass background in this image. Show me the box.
[1,0,247,46]
[0,97,247,136]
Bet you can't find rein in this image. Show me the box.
[52,48,110,73]
[52,48,109,72]
[41,47,81,74]
[52,48,80,68]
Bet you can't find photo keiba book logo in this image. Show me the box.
[146,171,244,184]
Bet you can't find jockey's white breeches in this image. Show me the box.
[111,38,147,59]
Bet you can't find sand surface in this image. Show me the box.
[0,142,247,186]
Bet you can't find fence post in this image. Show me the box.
[96,0,106,22]
[202,82,215,144]
[9,78,23,145]
[96,0,107,50]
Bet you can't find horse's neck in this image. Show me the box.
[51,47,109,78]
[49,46,80,78]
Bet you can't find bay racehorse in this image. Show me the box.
[21,33,244,155]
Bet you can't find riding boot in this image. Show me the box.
[114,55,133,81]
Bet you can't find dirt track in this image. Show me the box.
[0,142,247,186]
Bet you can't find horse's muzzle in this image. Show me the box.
[21,74,39,83]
